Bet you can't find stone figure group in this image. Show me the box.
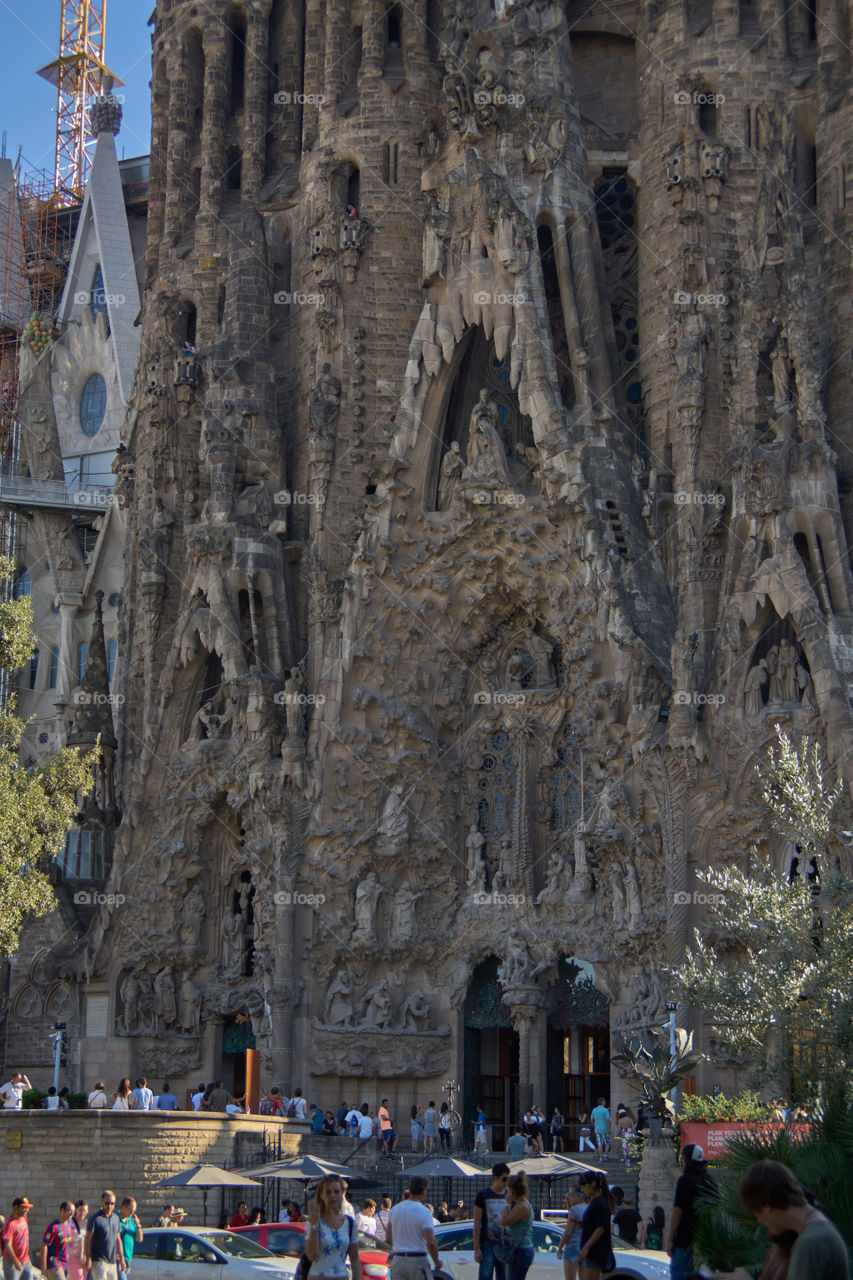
[319,968,440,1033]
[119,966,201,1035]
[744,639,817,715]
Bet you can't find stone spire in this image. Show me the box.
[67,591,117,751]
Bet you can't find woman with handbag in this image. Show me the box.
[496,1173,536,1280]
[576,1173,614,1280]
[304,1176,362,1280]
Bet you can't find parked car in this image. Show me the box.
[130,1227,300,1280]
[433,1219,670,1280]
[230,1219,391,1280]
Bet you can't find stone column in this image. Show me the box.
[551,225,591,418]
[567,218,614,418]
[242,13,269,202]
[504,989,547,1115]
[360,0,385,81]
[199,32,229,230]
[56,593,84,700]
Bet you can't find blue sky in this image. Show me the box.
[0,0,152,178]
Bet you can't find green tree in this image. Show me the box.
[0,558,94,956]
[675,726,853,1100]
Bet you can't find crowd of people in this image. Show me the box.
[0,1192,146,1280]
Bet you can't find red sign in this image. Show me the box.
[680,1121,809,1159]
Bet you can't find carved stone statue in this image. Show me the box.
[309,363,342,432]
[797,662,818,712]
[624,860,642,932]
[120,972,141,1034]
[465,824,486,888]
[764,645,783,702]
[222,909,244,970]
[390,883,418,942]
[438,442,464,510]
[744,661,767,716]
[499,932,550,989]
[399,991,432,1030]
[361,977,393,1028]
[609,865,626,922]
[778,638,799,702]
[153,968,177,1026]
[178,972,201,1032]
[771,334,793,410]
[323,970,354,1026]
[179,883,206,947]
[354,871,382,941]
[378,784,409,843]
[462,391,512,487]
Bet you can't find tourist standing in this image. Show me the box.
[83,1191,125,1280]
[304,1177,361,1280]
[386,1176,439,1280]
[129,1079,152,1112]
[41,1202,75,1280]
[229,1205,249,1231]
[556,1190,586,1280]
[550,1108,564,1153]
[639,1207,664,1250]
[2,1197,34,1280]
[116,1203,141,1280]
[374,1199,392,1244]
[191,1084,206,1112]
[378,1099,397,1156]
[577,1110,594,1155]
[66,1203,88,1280]
[577,1173,613,1278]
[156,1084,178,1111]
[590,1099,611,1161]
[409,1105,423,1153]
[497,1173,535,1280]
[667,1144,716,1280]
[474,1105,488,1157]
[439,1103,452,1150]
[473,1163,510,1280]
[0,1074,31,1110]
[423,1102,437,1154]
[356,1203,377,1237]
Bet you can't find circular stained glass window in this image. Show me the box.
[80,373,106,436]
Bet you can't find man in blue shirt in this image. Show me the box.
[129,1079,153,1111]
[155,1083,178,1111]
[590,1097,611,1160]
[83,1191,125,1280]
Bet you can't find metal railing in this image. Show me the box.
[0,473,115,512]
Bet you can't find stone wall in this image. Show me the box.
[0,1113,306,1246]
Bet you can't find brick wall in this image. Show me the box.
[0,1113,307,1247]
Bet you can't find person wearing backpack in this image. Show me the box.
[639,1206,665,1251]
[289,1089,307,1120]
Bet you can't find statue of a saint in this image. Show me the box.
[378,784,409,843]
[465,824,486,888]
[323,971,354,1026]
[362,978,393,1028]
[744,662,767,717]
[309,363,342,432]
[438,442,464,510]
[354,872,382,941]
[153,968,177,1026]
[463,390,512,486]
[178,972,201,1032]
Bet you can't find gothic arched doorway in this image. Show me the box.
[547,958,610,1149]
[463,957,518,1152]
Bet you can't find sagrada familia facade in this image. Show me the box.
[5,0,853,1129]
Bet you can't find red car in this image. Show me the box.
[230,1221,390,1280]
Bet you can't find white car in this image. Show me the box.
[434,1219,670,1280]
[130,1228,300,1280]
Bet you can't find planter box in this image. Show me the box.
[680,1120,809,1159]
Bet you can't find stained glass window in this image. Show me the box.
[80,373,106,436]
[477,729,518,839]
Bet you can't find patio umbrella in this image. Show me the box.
[392,1157,490,1179]
[152,1163,260,1225]
[235,1155,371,1210]
[505,1154,600,1207]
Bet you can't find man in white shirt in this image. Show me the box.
[345,1106,362,1136]
[191,1084,206,1112]
[387,1176,439,1280]
[290,1089,307,1120]
[0,1072,31,1109]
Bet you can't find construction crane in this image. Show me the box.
[36,0,122,204]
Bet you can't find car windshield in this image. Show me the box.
[196,1231,277,1259]
[359,1234,391,1254]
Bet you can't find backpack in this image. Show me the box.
[287,1099,297,1118]
[260,1097,274,1116]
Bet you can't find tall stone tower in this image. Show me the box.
[81,0,853,1123]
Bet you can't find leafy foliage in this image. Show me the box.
[0,562,94,956]
[678,1090,779,1124]
[612,1028,704,1117]
[675,728,853,1100]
